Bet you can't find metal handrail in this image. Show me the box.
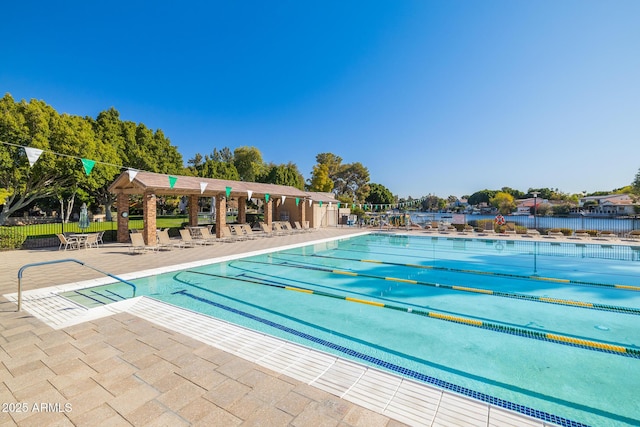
[17,258,137,311]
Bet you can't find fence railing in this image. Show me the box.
[0,214,239,249]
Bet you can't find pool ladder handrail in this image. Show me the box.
[17,258,137,311]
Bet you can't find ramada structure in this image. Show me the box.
[108,170,340,245]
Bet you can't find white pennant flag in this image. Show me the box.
[25,147,43,167]
[281,195,286,204]
[308,199,313,207]
[127,169,138,182]
[329,202,332,207]
[247,190,253,200]
[200,182,208,194]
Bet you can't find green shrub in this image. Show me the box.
[0,227,27,250]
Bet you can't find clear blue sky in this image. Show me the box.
[2,1,639,199]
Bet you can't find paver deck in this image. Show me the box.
[0,226,605,426]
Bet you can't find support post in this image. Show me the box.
[117,192,130,243]
[142,191,157,245]
[215,194,226,238]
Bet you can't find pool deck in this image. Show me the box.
[1,227,620,426]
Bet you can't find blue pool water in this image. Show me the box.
[63,234,640,426]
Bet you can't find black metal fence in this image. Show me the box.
[0,219,146,250]
[465,215,640,235]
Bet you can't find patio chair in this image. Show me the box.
[57,233,80,250]
[129,233,158,254]
[96,230,105,246]
[83,233,100,249]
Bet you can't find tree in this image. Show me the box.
[333,162,370,203]
[315,152,343,178]
[467,190,496,206]
[188,147,240,180]
[632,168,640,195]
[365,183,394,206]
[490,192,516,215]
[307,163,333,192]
[260,162,304,189]
[0,95,79,224]
[234,146,264,182]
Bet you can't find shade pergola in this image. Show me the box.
[108,171,311,244]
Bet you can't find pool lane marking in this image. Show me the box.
[182,270,640,358]
[311,252,639,292]
[256,257,640,316]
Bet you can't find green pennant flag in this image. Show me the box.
[168,175,178,188]
[337,202,341,208]
[319,201,323,207]
[81,158,95,175]
[352,204,355,209]
[225,186,231,198]
[295,197,300,206]
[265,194,270,202]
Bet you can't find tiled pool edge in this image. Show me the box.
[127,297,553,427]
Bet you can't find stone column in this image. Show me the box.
[116,193,130,243]
[142,191,157,245]
[237,196,247,224]
[188,195,199,227]
[215,194,226,238]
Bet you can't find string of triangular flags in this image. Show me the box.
[4,140,430,210]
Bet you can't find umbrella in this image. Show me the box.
[79,203,90,230]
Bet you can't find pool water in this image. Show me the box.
[63,234,640,427]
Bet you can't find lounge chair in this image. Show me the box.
[271,222,289,236]
[523,229,540,238]
[129,233,158,254]
[228,224,250,240]
[259,222,274,237]
[625,230,640,240]
[458,225,475,235]
[57,233,80,250]
[596,230,617,240]
[239,223,260,239]
[573,230,591,239]
[293,221,310,233]
[179,229,212,246]
[280,222,300,234]
[157,229,187,249]
[198,227,220,243]
[546,229,564,238]
[504,223,517,235]
[479,222,496,236]
[219,225,244,242]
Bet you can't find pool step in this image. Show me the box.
[66,288,128,308]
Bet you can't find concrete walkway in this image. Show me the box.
[0,227,585,426]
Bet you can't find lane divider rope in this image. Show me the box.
[184,270,640,358]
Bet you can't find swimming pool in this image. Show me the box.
[62,234,640,426]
